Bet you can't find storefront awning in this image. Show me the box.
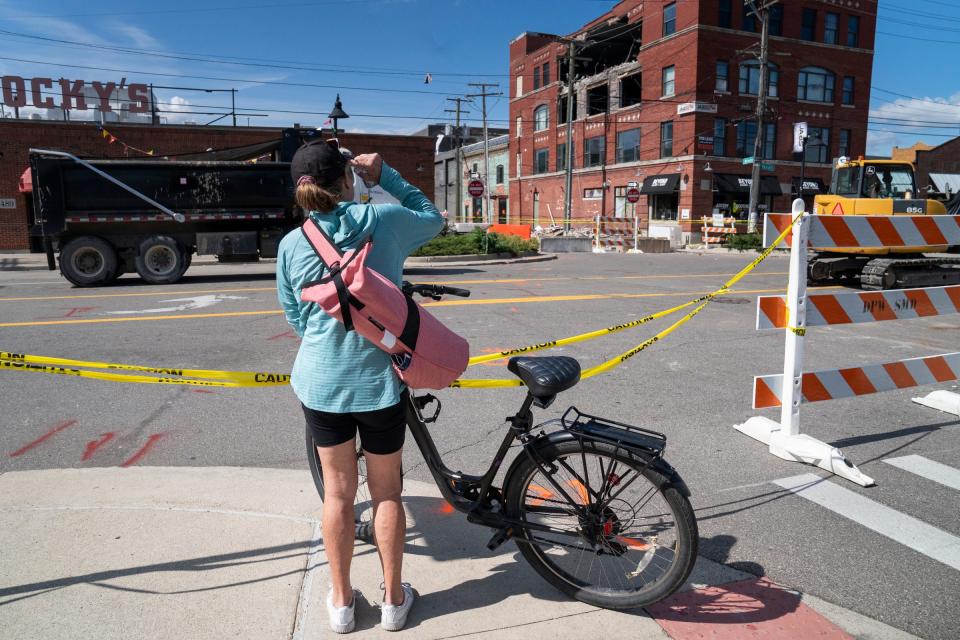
[713,173,782,196]
[18,167,32,193]
[639,173,680,194]
[792,177,826,196]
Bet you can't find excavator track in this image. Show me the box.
[860,257,960,290]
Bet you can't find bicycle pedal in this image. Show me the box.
[486,527,513,551]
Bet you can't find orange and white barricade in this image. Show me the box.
[701,217,738,247]
[593,216,639,253]
[735,199,960,486]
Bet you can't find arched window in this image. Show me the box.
[534,104,549,131]
[738,61,778,97]
[798,67,835,103]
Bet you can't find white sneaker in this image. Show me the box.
[326,588,358,634]
[380,583,415,632]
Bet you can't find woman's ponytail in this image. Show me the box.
[295,175,340,213]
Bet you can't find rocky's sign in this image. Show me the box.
[1,75,151,112]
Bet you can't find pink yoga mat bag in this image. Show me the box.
[299,219,469,389]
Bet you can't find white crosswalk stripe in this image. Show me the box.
[773,472,960,572]
[883,455,960,491]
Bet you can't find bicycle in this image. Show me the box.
[307,283,698,609]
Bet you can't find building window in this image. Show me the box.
[616,128,641,163]
[620,72,642,107]
[584,136,605,167]
[516,74,523,97]
[583,188,603,200]
[847,16,860,47]
[801,9,817,41]
[842,76,855,105]
[614,186,637,218]
[769,4,783,36]
[804,127,830,163]
[662,65,675,97]
[719,0,732,28]
[738,62,778,97]
[533,66,541,90]
[557,142,572,171]
[735,121,777,159]
[496,164,504,184]
[542,62,550,85]
[742,3,757,33]
[533,104,549,131]
[824,13,839,45]
[798,67,835,103]
[534,148,549,174]
[557,94,577,124]
[716,61,729,92]
[516,116,522,138]
[587,84,609,115]
[663,2,676,36]
[660,121,674,158]
[714,117,727,156]
[839,129,851,157]
[516,152,521,177]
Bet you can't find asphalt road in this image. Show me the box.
[1,252,958,639]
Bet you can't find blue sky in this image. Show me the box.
[0,0,958,155]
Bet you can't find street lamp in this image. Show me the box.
[328,94,349,136]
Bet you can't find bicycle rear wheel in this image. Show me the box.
[306,429,374,542]
[504,438,697,609]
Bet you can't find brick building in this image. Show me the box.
[1,120,434,251]
[509,0,877,244]
[914,136,960,197]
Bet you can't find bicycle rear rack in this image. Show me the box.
[560,407,667,459]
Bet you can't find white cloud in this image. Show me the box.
[868,91,960,156]
[110,23,162,49]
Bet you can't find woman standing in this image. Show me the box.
[277,139,443,633]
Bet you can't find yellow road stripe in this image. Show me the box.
[0,285,841,328]
[420,271,788,286]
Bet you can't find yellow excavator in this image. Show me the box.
[809,157,960,290]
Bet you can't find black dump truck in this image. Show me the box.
[26,128,394,287]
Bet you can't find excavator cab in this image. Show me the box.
[808,158,960,290]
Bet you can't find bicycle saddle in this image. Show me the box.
[508,356,581,398]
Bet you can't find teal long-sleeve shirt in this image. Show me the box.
[276,163,444,412]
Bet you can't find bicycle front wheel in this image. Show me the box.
[504,439,698,609]
[305,429,374,542]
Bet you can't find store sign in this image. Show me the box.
[0,75,151,112]
[0,198,16,209]
[737,178,753,188]
[650,177,670,188]
[800,180,820,192]
[677,102,718,116]
[697,135,714,146]
[793,122,808,153]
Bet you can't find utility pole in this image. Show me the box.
[745,0,778,233]
[467,83,503,224]
[445,97,470,222]
[563,40,576,233]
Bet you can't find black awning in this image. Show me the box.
[640,173,680,194]
[713,173,782,196]
[792,177,826,196]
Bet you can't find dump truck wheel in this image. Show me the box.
[135,235,188,284]
[60,236,118,287]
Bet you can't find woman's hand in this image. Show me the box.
[351,153,383,186]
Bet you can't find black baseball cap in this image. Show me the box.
[291,138,348,187]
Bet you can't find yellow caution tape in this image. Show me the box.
[0,351,289,387]
[2,214,797,389]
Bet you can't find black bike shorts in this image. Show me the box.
[303,393,406,456]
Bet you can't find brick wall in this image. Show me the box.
[0,120,434,250]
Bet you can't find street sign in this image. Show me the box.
[697,135,714,147]
[760,163,775,171]
[742,156,755,165]
[467,179,484,197]
[626,187,641,203]
[712,212,725,227]
[793,122,808,153]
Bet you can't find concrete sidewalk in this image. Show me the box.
[0,467,917,640]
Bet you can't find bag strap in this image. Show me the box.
[301,218,358,331]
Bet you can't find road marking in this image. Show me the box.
[0,287,274,303]
[107,294,248,315]
[883,455,960,491]
[774,473,960,571]
[424,271,789,286]
[8,420,78,457]
[0,286,842,328]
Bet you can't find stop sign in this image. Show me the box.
[626,187,641,203]
[468,179,484,197]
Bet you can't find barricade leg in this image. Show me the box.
[733,199,875,487]
[593,215,606,253]
[912,390,960,417]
